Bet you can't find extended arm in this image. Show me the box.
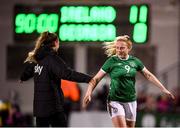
[20,62,35,82]
[50,56,92,83]
[141,67,175,99]
[82,69,106,109]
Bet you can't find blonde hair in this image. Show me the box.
[24,31,58,63]
[103,35,132,57]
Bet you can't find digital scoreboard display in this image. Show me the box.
[14,4,149,43]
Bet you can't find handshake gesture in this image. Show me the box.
[82,78,97,109]
[82,90,92,109]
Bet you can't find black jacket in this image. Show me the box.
[20,47,92,117]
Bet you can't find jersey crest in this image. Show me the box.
[129,62,136,68]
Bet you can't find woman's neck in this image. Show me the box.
[118,54,129,60]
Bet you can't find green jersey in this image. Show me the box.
[101,55,144,102]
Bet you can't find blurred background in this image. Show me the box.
[0,0,180,127]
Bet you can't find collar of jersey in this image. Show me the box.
[117,55,129,60]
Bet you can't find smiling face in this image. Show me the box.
[115,40,130,58]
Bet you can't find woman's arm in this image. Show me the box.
[20,62,35,82]
[50,56,92,83]
[141,67,175,99]
[82,69,106,109]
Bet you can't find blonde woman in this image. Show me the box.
[20,31,92,127]
[83,35,175,127]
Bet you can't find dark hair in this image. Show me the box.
[41,31,58,47]
[24,31,58,63]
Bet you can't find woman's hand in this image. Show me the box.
[162,89,175,100]
[82,70,106,110]
[82,91,92,110]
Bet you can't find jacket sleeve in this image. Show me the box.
[49,56,92,83]
[20,62,35,81]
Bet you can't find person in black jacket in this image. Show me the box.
[20,31,93,127]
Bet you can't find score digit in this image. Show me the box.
[15,13,58,34]
[15,14,26,33]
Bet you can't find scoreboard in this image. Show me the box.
[14,4,149,43]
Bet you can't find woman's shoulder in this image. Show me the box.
[24,61,37,66]
[103,55,119,64]
[129,55,140,60]
[129,55,143,64]
[109,55,118,59]
[48,53,65,64]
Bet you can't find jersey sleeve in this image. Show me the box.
[101,57,113,73]
[135,58,144,71]
[49,56,92,83]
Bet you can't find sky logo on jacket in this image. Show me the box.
[34,64,43,75]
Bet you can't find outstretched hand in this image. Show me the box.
[162,89,175,100]
[82,93,91,110]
